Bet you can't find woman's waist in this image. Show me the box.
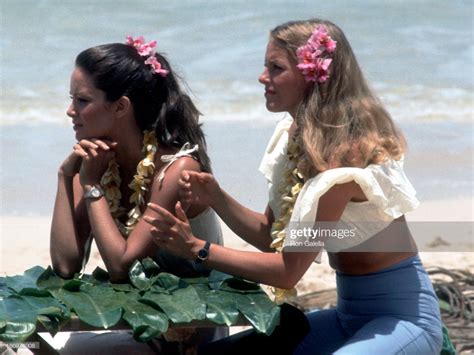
[328,251,418,275]
[333,253,438,298]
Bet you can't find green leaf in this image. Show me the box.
[122,298,169,342]
[0,295,38,323]
[142,286,206,323]
[234,293,280,335]
[5,266,45,293]
[128,260,156,291]
[154,273,186,292]
[56,285,124,328]
[36,266,66,291]
[205,290,240,326]
[18,288,52,297]
[141,257,161,276]
[0,322,36,343]
[0,277,11,298]
[110,282,136,292]
[208,270,233,290]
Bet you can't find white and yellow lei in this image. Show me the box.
[100,130,158,236]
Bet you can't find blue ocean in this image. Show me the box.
[1,0,472,216]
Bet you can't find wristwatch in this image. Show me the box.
[195,241,211,263]
[83,185,104,200]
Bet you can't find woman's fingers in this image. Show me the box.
[175,201,188,223]
[146,203,178,224]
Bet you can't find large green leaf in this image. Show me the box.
[0,295,38,323]
[142,286,206,323]
[36,266,66,291]
[19,295,67,319]
[207,270,233,290]
[234,293,280,335]
[56,285,124,328]
[122,298,169,342]
[0,322,36,343]
[153,272,186,293]
[0,277,11,298]
[5,266,45,293]
[205,291,240,326]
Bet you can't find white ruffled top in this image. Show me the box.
[258,116,419,254]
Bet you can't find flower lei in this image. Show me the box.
[269,137,305,304]
[296,25,337,83]
[126,35,169,77]
[100,130,158,236]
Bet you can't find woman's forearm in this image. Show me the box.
[212,188,274,251]
[85,196,130,281]
[196,241,317,289]
[50,174,88,277]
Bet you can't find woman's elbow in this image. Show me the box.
[51,261,80,279]
[273,273,300,290]
[108,268,129,283]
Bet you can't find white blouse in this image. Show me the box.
[259,116,419,255]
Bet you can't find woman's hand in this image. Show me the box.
[58,150,83,178]
[178,170,222,209]
[75,139,117,186]
[143,201,202,260]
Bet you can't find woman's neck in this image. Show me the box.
[112,124,145,178]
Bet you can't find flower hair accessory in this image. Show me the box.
[296,25,337,83]
[126,35,169,77]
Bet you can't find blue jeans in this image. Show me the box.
[295,255,443,354]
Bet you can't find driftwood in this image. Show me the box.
[291,267,474,354]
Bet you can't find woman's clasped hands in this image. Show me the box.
[59,139,117,186]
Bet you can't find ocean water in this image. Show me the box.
[0,0,472,216]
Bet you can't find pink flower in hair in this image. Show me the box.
[126,35,157,56]
[296,25,337,83]
[126,35,168,77]
[144,56,169,77]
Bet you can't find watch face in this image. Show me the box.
[91,188,101,198]
[198,249,208,259]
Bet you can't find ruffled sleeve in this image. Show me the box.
[258,117,293,219]
[286,158,419,252]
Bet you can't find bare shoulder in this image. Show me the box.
[317,181,367,221]
[167,156,201,174]
[325,180,366,201]
[154,156,201,188]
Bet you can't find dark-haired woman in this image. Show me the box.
[49,36,225,352]
[50,35,223,282]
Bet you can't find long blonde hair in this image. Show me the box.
[271,19,405,176]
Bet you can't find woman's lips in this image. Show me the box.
[73,123,83,131]
[265,89,276,96]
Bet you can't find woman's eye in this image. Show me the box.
[269,64,283,72]
[70,96,89,104]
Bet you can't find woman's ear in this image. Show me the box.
[115,96,131,118]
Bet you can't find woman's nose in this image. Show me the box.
[66,103,75,118]
[258,68,269,84]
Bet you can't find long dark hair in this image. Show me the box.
[75,43,211,172]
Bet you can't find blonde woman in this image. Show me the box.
[145,20,443,354]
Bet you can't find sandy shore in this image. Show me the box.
[2,198,472,287]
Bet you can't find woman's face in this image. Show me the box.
[258,39,308,118]
[67,67,117,140]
